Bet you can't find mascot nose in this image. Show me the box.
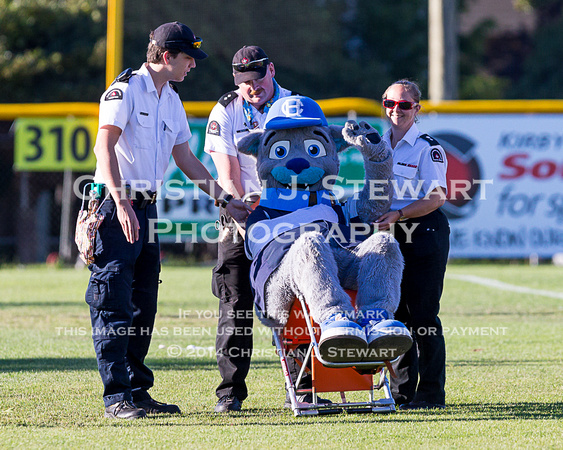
[286,158,310,174]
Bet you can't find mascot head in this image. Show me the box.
[237,96,351,191]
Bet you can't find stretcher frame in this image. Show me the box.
[272,293,398,417]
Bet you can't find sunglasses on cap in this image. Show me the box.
[164,37,203,49]
[383,99,418,110]
[232,57,269,72]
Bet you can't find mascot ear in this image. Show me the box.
[237,130,264,156]
[329,125,349,153]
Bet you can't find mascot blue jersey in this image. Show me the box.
[245,189,374,314]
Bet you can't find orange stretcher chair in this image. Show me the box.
[272,291,398,416]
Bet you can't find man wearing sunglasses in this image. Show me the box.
[86,21,250,419]
[205,46,329,413]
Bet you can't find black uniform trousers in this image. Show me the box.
[86,198,160,407]
[212,211,307,401]
[212,232,254,401]
[391,208,450,406]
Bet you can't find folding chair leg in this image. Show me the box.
[272,330,321,416]
[272,330,302,416]
[294,344,313,392]
[381,369,396,412]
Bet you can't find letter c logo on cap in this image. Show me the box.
[281,99,304,117]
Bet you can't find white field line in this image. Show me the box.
[446,273,563,300]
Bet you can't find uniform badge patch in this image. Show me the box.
[104,88,123,101]
[207,120,221,136]
[431,148,444,163]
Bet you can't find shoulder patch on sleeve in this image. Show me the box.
[218,91,238,107]
[430,148,444,163]
[104,88,123,101]
[111,68,135,85]
[207,120,221,136]
[420,133,440,146]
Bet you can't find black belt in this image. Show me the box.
[91,183,157,209]
[131,190,157,209]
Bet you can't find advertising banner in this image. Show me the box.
[420,114,563,258]
[159,114,563,257]
[14,114,563,257]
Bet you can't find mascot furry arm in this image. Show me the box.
[237,96,412,363]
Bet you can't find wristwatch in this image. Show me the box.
[397,209,407,222]
[216,194,234,208]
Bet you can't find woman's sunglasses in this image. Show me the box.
[382,99,418,110]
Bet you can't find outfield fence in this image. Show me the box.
[2,99,563,264]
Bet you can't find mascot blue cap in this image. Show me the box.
[265,95,328,130]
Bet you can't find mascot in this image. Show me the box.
[238,96,412,363]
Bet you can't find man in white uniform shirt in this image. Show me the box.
[86,22,250,420]
[205,46,328,413]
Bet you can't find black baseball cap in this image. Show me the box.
[232,46,269,85]
[152,21,208,60]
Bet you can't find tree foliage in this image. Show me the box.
[2,0,563,103]
[508,0,563,98]
[121,0,430,102]
[0,0,106,102]
[0,0,431,103]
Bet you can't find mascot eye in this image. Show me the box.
[304,139,326,158]
[269,140,290,160]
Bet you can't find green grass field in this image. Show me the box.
[1,263,562,448]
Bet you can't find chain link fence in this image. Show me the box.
[0,120,220,265]
[0,121,84,264]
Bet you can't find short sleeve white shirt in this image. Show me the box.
[94,63,192,191]
[204,85,293,195]
[383,123,448,210]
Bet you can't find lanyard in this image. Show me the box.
[242,79,280,130]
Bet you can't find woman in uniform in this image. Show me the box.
[375,79,450,410]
